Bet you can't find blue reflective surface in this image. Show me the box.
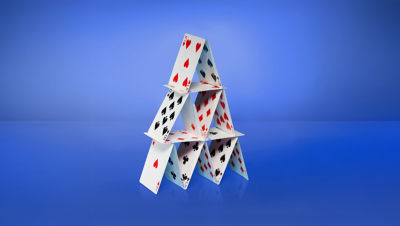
[1,121,399,225]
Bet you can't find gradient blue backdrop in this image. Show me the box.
[1,0,400,225]
[1,0,399,121]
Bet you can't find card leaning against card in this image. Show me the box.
[140,34,248,194]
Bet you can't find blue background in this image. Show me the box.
[1,0,399,225]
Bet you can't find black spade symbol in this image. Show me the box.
[169,101,174,110]
[154,121,160,130]
[168,92,174,100]
[226,139,231,147]
[177,96,183,105]
[203,45,209,52]
[220,154,225,163]
[162,126,168,135]
[210,149,216,157]
[215,168,221,176]
[211,73,217,82]
[198,59,202,64]
[183,155,189,164]
[171,171,176,180]
[207,59,213,67]
[168,157,173,165]
[169,112,175,120]
[161,107,166,115]
[218,144,224,152]
[162,116,168,125]
[200,70,206,78]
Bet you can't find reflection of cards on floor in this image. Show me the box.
[140,33,248,194]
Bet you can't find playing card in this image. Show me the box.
[188,82,224,93]
[147,89,189,143]
[229,140,249,180]
[206,127,235,140]
[207,137,238,184]
[139,140,174,194]
[196,143,216,182]
[177,141,205,189]
[196,40,222,87]
[213,90,235,135]
[194,90,222,138]
[180,94,202,138]
[164,145,184,188]
[168,34,206,93]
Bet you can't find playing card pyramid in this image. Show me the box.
[140,34,248,194]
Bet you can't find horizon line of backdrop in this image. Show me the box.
[0,0,399,122]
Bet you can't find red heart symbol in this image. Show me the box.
[195,43,201,52]
[224,112,229,120]
[226,122,231,130]
[153,159,158,168]
[173,73,178,82]
[220,101,225,109]
[202,125,205,131]
[186,39,191,49]
[184,59,189,68]
[182,77,188,87]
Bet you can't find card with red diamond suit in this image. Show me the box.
[139,140,174,194]
[168,34,206,93]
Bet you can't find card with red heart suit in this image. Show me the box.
[213,89,235,135]
[229,140,249,180]
[139,140,174,194]
[168,34,206,93]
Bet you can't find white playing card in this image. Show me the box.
[177,141,205,189]
[208,137,238,184]
[229,140,249,180]
[196,40,222,87]
[139,140,174,194]
[194,90,222,138]
[196,142,216,182]
[213,89,235,135]
[164,145,184,188]
[168,34,206,93]
[147,89,189,143]
[180,94,202,138]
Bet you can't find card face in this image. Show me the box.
[229,140,248,180]
[213,90,235,135]
[168,34,206,93]
[194,90,222,138]
[164,130,201,143]
[164,145,184,188]
[177,141,204,189]
[196,143,216,183]
[147,89,189,142]
[180,95,201,138]
[139,140,174,194]
[208,137,238,184]
[196,40,222,87]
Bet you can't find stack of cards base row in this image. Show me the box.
[139,34,248,194]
